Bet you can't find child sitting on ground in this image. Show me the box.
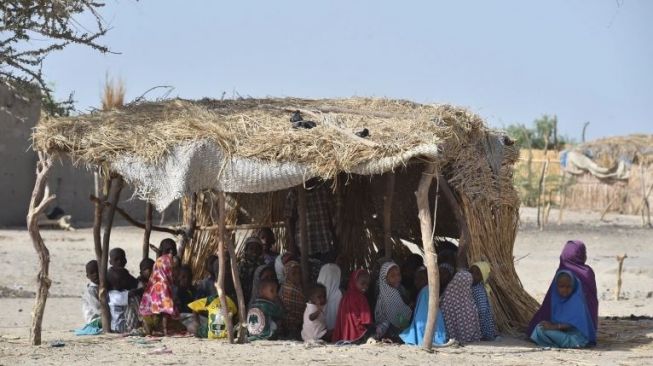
[197,255,219,297]
[81,260,101,325]
[302,284,329,342]
[332,270,373,343]
[139,239,179,336]
[247,279,284,341]
[375,262,412,342]
[279,261,305,339]
[106,248,140,333]
[174,265,202,334]
[470,261,498,341]
[107,248,139,291]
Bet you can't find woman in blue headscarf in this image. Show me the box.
[530,270,596,348]
[399,267,448,346]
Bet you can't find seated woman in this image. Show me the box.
[470,261,497,341]
[332,269,373,343]
[399,267,448,346]
[375,262,412,341]
[527,240,598,340]
[530,270,596,348]
[440,270,481,344]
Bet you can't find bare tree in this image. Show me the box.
[0,1,113,98]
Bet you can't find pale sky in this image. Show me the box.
[43,0,652,141]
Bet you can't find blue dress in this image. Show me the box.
[399,287,448,346]
[530,270,596,348]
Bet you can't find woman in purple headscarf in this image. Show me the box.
[527,240,598,344]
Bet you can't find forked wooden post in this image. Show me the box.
[415,163,440,351]
[142,202,153,259]
[297,186,310,292]
[383,173,396,259]
[26,153,55,345]
[226,226,248,343]
[98,176,124,333]
[216,192,235,343]
[93,173,109,260]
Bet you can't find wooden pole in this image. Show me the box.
[93,175,109,260]
[216,192,235,343]
[297,186,310,292]
[98,176,124,333]
[557,172,567,225]
[536,160,549,230]
[142,202,153,259]
[90,195,182,236]
[179,192,198,260]
[640,165,652,228]
[225,223,248,343]
[383,173,396,259]
[416,163,440,351]
[615,254,627,300]
[26,153,55,346]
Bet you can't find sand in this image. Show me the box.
[0,207,651,365]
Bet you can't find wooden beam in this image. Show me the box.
[98,177,124,333]
[89,195,183,236]
[297,187,310,292]
[383,173,396,259]
[216,193,235,343]
[26,153,55,346]
[142,202,153,259]
[415,163,440,351]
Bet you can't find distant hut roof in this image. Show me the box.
[574,134,653,167]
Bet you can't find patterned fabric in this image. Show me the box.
[374,262,412,330]
[139,254,178,317]
[332,269,373,342]
[188,295,238,339]
[239,257,263,305]
[247,298,284,341]
[284,185,334,256]
[280,261,306,335]
[471,283,497,340]
[399,287,448,346]
[317,263,343,330]
[81,282,101,324]
[441,271,481,344]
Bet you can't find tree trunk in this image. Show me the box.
[98,177,124,333]
[27,153,55,346]
[216,193,235,343]
[415,163,440,351]
[297,186,310,292]
[383,173,396,259]
[142,202,153,259]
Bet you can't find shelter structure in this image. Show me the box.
[29,97,538,348]
[560,134,652,225]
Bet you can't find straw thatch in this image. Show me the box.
[576,134,653,167]
[33,97,537,331]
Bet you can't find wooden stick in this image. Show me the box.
[297,187,310,292]
[26,153,55,346]
[600,194,621,222]
[640,165,652,228]
[633,183,653,215]
[89,195,183,236]
[92,172,106,260]
[383,173,396,259]
[225,221,248,343]
[536,160,549,230]
[416,163,440,351]
[216,192,235,343]
[98,177,124,333]
[615,254,627,300]
[142,202,153,259]
[557,172,567,225]
[179,193,197,260]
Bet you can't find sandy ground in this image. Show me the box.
[0,207,651,365]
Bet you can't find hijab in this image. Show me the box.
[332,269,373,342]
[550,270,597,344]
[399,286,448,346]
[527,240,598,336]
[374,262,412,329]
[317,263,343,330]
[440,270,481,343]
[471,261,492,296]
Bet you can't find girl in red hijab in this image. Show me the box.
[332,269,373,343]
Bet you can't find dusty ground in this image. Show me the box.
[0,207,651,365]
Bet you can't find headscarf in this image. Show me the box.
[471,261,492,296]
[399,286,448,346]
[550,270,597,344]
[249,264,274,307]
[332,269,372,342]
[527,240,598,337]
[317,263,343,330]
[440,270,481,343]
[139,253,178,317]
[374,262,412,329]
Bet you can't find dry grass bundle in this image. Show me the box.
[577,134,653,167]
[33,97,487,179]
[101,75,125,111]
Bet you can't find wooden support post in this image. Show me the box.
[615,254,627,300]
[26,153,55,346]
[536,160,549,230]
[383,173,396,259]
[297,186,310,292]
[226,224,248,343]
[641,165,652,228]
[93,175,109,260]
[90,195,182,236]
[142,202,153,259]
[416,163,440,351]
[217,193,235,343]
[179,193,198,260]
[557,172,567,225]
[98,176,124,333]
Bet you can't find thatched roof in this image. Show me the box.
[575,134,653,167]
[34,97,513,210]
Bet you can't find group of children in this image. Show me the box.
[80,232,597,350]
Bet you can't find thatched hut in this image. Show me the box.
[561,135,652,223]
[28,97,537,347]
